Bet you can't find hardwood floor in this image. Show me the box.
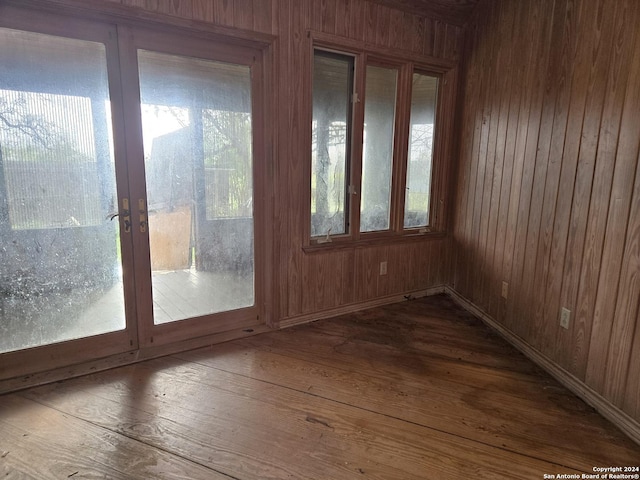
[1,294,638,479]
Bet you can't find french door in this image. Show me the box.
[0,6,267,379]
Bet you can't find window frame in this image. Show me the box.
[356,57,403,236]
[309,48,356,240]
[402,67,441,232]
[304,38,452,251]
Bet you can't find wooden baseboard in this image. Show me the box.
[278,285,447,329]
[445,286,640,447]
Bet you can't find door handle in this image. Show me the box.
[122,198,131,233]
[138,198,147,233]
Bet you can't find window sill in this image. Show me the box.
[302,230,447,254]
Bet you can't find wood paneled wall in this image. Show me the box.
[274,0,460,321]
[95,0,463,321]
[452,0,640,422]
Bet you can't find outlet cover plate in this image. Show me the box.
[560,307,571,329]
[380,261,387,276]
[501,281,509,299]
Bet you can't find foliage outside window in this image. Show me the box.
[137,50,253,222]
[311,51,353,238]
[405,72,438,229]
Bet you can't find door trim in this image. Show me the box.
[118,25,270,348]
[0,3,274,380]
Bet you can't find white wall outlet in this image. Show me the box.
[501,281,509,299]
[560,307,571,329]
[380,261,388,276]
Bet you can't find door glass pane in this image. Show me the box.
[361,65,397,232]
[311,51,353,238]
[404,73,438,228]
[0,28,125,353]
[137,50,254,325]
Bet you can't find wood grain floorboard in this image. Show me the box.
[0,395,228,480]
[1,295,638,479]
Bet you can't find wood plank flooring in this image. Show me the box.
[1,294,639,479]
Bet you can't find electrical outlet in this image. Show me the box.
[560,307,571,329]
[380,261,388,276]
[501,281,509,299]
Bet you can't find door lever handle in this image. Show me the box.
[138,199,147,233]
[121,198,131,233]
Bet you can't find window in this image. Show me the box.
[309,47,443,244]
[0,29,113,231]
[137,49,257,322]
[405,72,438,229]
[311,51,353,238]
[361,64,398,232]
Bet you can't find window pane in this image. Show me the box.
[311,51,352,237]
[404,73,438,229]
[361,65,397,232]
[0,28,125,352]
[1,91,104,230]
[138,50,255,324]
[203,109,252,220]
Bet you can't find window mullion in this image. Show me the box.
[349,52,366,239]
[391,62,413,234]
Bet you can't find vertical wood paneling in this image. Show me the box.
[122,0,144,8]
[486,1,516,320]
[388,8,404,50]
[572,0,638,380]
[192,0,214,23]
[533,0,581,356]
[625,306,640,418]
[454,0,640,424]
[321,0,337,35]
[214,0,234,26]
[340,250,356,305]
[606,147,640,405]
[443,24,457,60]
[506,0,554,341]
[355,248,379,302]
[334,0,349,37]
[433,20,445,59]
[551,0,612,369]
[232,0,254,30]
[468,0,495,308]
[586,1,640,396]
[301,253,346,313]
[157,0,192,18]
[375,4,391,47]
[284,0,307,317]
[520,0,567,347]
[363,1,377,44]
[350,0,365,41]
[422,17,435,57]
[252,0,273,34]
[600,27,640,404]
[272,0,288,322]
[409,14,425,54]
[479,0,512,317]
[310,0,323,32]
[498,1,527,327]
[451,13,480,297]
[542,2,596,357]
